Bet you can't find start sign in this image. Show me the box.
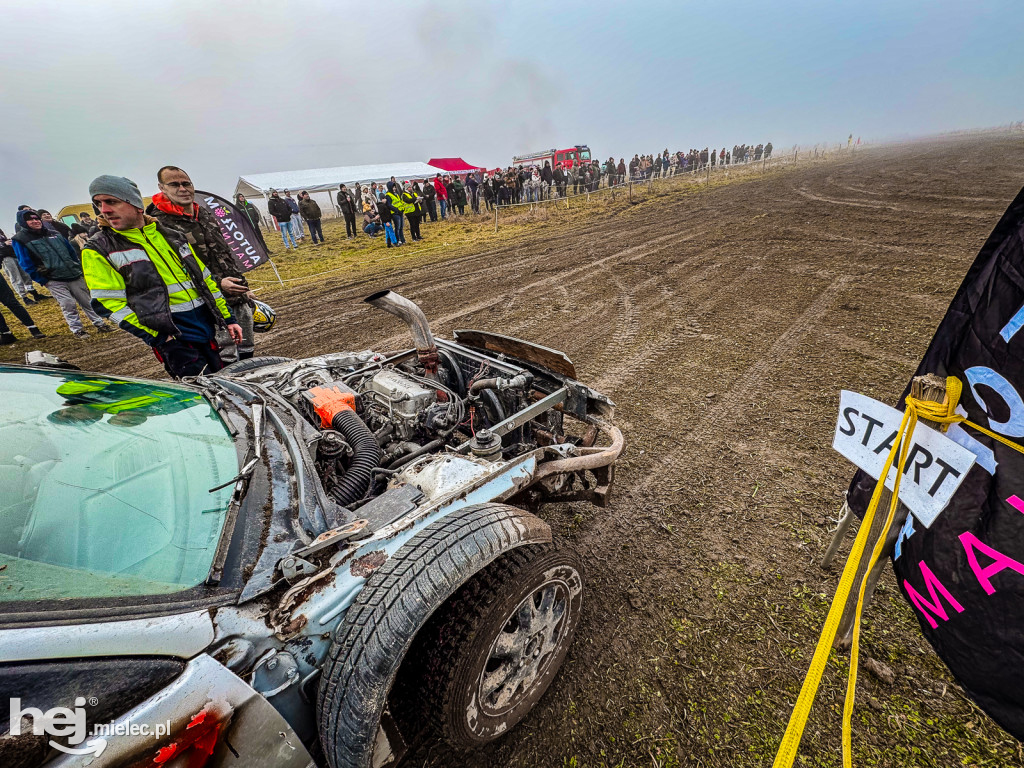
[833,390,976,527]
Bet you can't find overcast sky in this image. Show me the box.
[2,0,1021,230]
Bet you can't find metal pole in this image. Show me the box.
[494,204,498,233]
[629,181,632,202]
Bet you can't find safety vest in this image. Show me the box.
[82,219,231,341]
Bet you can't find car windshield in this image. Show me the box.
[0,368,240,603]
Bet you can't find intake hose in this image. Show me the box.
[329,409,383,507]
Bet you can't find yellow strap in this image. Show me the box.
[773,375,1024,768]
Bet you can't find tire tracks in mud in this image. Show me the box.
[625,274,854,495]
[368,230,698,352]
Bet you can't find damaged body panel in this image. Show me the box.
[0,291,622,768]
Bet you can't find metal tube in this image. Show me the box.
[364,289,439,378]
[533,417,624,479]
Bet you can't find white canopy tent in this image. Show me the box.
[235,162,444,222]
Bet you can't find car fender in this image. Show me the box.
[315,502,551,768]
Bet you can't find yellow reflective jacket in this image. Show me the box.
[82,218,233,344]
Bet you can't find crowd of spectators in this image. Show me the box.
[0,138,776,349]
[273,140,775,248]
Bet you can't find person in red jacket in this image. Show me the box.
[433,174,449,220]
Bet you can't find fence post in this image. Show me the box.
[629,181,633,202]
[706,164,710,187]
[494,205,498,233]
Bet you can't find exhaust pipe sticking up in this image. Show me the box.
[364,290,439,379]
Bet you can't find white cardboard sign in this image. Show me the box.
[833,390,977,527]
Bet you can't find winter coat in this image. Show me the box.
[285,196,300,215]
[236,199,262,229]
[433,178,448,201]
[298,198,322,221]
[451,179,467,206]
[401,189,421,216]
[82,216,233,345]
[12,210,82,284]
[336,191,356,217]
[421,183,436,202]
[268,195,292,223]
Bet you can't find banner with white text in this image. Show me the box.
[194,190,269,274]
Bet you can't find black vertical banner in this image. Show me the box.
[194,190,269,274]
[847,185,1024,739]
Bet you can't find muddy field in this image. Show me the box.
[10,134,1024,766]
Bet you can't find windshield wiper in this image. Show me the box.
[200,377,266,493]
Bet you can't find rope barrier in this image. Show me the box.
[773,375,1024,768]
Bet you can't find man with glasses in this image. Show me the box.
[148,166,256,362]
[83,174,242,378]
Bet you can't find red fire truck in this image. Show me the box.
[511,145,592,169]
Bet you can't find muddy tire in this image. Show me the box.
[316,503,553,768]
[418,544,584,749]
[216,355,292,375]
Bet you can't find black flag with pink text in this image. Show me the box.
[847,185,1024,740]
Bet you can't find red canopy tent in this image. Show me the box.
[426,157,484,174]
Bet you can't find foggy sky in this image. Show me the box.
[2,0,1022,230]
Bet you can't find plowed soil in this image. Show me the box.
[9,134,1024,767]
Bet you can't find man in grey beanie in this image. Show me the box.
[82,174,242,378]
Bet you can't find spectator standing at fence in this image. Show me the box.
[385,182,408,245]
[421,178,438,221]
[14,209,113,338]
[149,166,257,362]
[539,162,553,199]
[433,174,449,220]
[268,189,298,249]
[337,184,357,238]
[298,191,324,245]
[465,174,480,214]
[551,164,564,198]
[481,174,495,211]
[765,142,773,159]
[403,182,423,242]
[352,183,363,212]
[452,176,468,214]
[376,196,396,247]
[491,173,504,206]
[235,193,262,230]
[283,190,304,240]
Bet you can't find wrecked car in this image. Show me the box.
[0,290,623,768]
